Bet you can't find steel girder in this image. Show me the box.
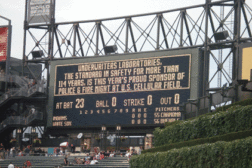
[23,0,252,93]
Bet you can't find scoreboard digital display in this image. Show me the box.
[51,54,191,128]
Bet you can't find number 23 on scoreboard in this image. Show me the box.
[75,98,85,108]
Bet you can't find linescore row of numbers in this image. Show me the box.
[80,108,148,115]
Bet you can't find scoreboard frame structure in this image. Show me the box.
[47,48,204,135]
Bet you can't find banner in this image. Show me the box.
[28,0,51,24]
[0,27,8,62]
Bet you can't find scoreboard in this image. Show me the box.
[47,49,202,130]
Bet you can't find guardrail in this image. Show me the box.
[0,74,31,87]
[0,111,43,132]
[181,87,235,119]
[0,79,45,105]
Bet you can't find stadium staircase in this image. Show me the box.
[65,156,130,168]
[0,74,46,135]
[0,74,46,106]
[0,155,130,168]
[0,156,64,168]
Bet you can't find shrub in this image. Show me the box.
[154,105,252,146]
[130,136,252,168]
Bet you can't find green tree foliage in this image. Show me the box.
[130,136,252,168]
[154,105,252,146]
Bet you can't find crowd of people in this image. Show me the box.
[0,142,143,167]
[7,160,32,168]
[63,151,105,166]
[0,145,47,160]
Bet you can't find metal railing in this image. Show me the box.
[0,74,31,87]
[182,87,235,119]
[0,77,46,105]
[0,111,43,132]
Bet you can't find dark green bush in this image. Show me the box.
[154,105,252,146]
[143,129,252,154]
[130,136,252,168]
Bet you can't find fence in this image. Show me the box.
[182,87,235,119]
[0,75,45,105]
[0,111,43,133]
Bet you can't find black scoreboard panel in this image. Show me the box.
[51,54,191,128]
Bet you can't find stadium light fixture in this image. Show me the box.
[101,125,106,131]
[214,30,229,41]
[116,125,121,131]
[17,128,22,134]
[104,45,117,54]
[31,127,36,133]
[31,50,44,58]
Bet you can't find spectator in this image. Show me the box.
[24,160,31,168]
[10,148,13,157]
[125,150,131,157]
[5,149,10,159]
[96,152,100,160]
[99,152,104,160]
[0,143,4,159]
[138,146,142,155]
[71,144,75,153]
[0,143,4,150]
[8,162,14,168]
[56,147,60,156]
[64,156,68,166]
[17,150,22,156]
[109,151,115,157]
[73,157,79,165]
[82,158,86,164]
[60,148,63,155]
[85,158,90,165]
[37,147,42,154]
[64,156,69,166]
[24,146,30,156]
[90,157,98,165]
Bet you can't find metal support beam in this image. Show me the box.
[54,26,63,58]
[180,10,184,47]
[95,22,100,56]
[99,23,106,55]
[183,10,193,46]
[156,14,161,50]
[73,24,77,56]
[125,18,130,53]
[160,15,169,49]
[76,24,85,57]
[203,0,211,96]
[241,4,252,38]
[128,20,137,52]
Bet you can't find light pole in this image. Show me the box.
[31,127,36,146]
[101,125,106,151]
[116,125,121,152]
[17,128,22,150]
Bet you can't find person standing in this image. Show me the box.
[71,144,75,153]
[138,146,142,155]
[64,156,69,166]
[0,143,4,159]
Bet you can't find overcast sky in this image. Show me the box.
[1,0,252,59]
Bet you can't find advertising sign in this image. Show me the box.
[242,46,252,81]
[28,0,51,24]
[51,54,191,128]
[0,27,8,62]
